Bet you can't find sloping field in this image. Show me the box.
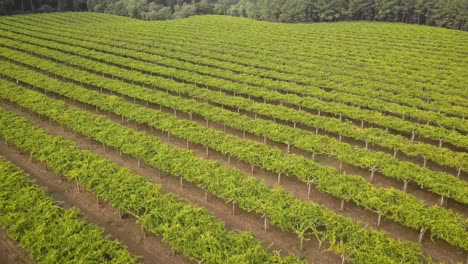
[0,12,467,264]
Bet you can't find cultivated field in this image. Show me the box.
[0,12,467,264]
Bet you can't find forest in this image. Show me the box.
[1,0,466,30]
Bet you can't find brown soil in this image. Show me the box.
[0,229,35,264]
[1,96,467,263]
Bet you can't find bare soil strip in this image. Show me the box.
[0,229,34,264]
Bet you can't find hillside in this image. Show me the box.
[0,12,467,264]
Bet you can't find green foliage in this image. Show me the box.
[0,106,301,263]
[0,70,426,263]
[0,157,137,263]
[0,11,466,262]
[2,15,466,205]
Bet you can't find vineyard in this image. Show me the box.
[0,12,467,264]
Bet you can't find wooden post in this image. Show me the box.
[102,142,106,152]
[438,138,443,148]
[338,134,342,142]
[232,201,236,215]
[370,169,375,182]
[360,120,364,128]
[263,215,268,231]
[423,157,427,168]
[243,130,246,138]
[457,167,461,178]
[377,212,382,227]
[228,155,231,164]
[340,199,345,211]
[440,195,444,206]
[189,112,193,121]
[206,118,209,127]
[186,140,189,149]
[411,131,416,141]
[341,254,345,264]
[393,148,398,158]
[307,182,312,198]
[315,127,319,135]
[403,180,408,192]
[339,160,343,172]
[251,164,254,174]
[418,228,425,243]
[365,139,369,149]
[293,121,296,128]
[317,109,320,116]
[287,142,290,153]
[205,146,209,157]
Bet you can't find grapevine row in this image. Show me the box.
[1,41,467,206]
[2,20,466,132]
[0,107,299,264]
[19,13,463,103]
[0,78,425,263]
[0,156,137,263]
[3,44,465,177]
[20,15,468,118]
[2,59,466,250]
[2,26,466,150]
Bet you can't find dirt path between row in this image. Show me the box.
[0,229,34,264]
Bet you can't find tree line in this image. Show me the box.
[1,0,466,30]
